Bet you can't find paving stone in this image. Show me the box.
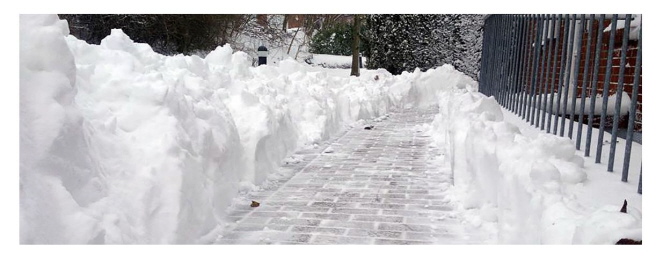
[268,218,322,227]
[374,239,433,245]
[249,211,300,218]
[352,215,404,223]
[281,206,332,213]
[290,226,347,236]
[329,208,380,215]
[215,107,484,245]
[300,213,352,221]
[377,223,433,233]
[311,235,373,244]
[347,229,403,239]
[319,220,377,230]
[359,203,407,210]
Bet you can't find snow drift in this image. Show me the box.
[20,14,398,244]
[424,78,641,243]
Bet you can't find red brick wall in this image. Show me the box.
[521,17,642,131]
[576,19,642,131]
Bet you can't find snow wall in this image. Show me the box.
[429,79,642,244]
[19,14,413,244]
[20,14,640,244]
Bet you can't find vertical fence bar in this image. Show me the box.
[494,16,503,101]
[508,15,519,113]
[496,16,505,102]
[535,15,548,128]
[539,15,555,130]
[479,30,485,92]
[529,15,544,125]
[608,14,632,173]
[515,15,530,117]
[559,14,577,137]
[501,15,511,108]
[596,14,619,164]
[567,14,586,139]
[514,15,529,114]
[484,16,494,96]
[586,14,606,156]
[507,15,519,109]
[553,14,571,135]
[622,17,641,182]
[481,17,490,95]
[546,14,562,134]
[576,14,595,150]
[492,16,500,99]
[521,15,533,120]
[483,16,493,96]
[490,16,496,97]
[478,18,486,92]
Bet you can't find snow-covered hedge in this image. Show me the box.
[428,83,641,244]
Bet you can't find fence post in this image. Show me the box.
[567,14,586,139]
[521,15,536,120]
[585,14,606,157]
[503,15,515,108]
[576,14,595,150]
[607,14,633,173]
[553,14,572,135]
[546,15,562,134]
[559,14,577,137]
[519,15,532,119]
[509,15,523,114]
[529,15,545,125]
[258,45,268,66]
[539,15,553,130]
[595,15,619,164]
[622,16,642,182]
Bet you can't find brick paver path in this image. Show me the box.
[215,107,483,244]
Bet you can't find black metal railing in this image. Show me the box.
[479,14,642,194]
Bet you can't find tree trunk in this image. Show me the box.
[350,14,361,77]
[282,15,289,32]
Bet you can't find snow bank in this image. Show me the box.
[428,83,641,243]
[20,14,403,244]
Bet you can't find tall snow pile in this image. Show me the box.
[20,14,396,244]
[426,81,641,243]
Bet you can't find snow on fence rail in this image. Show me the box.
[479,14,642,194]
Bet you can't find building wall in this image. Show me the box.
[520,17,641,131]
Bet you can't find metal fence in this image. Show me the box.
[479,14,642,194]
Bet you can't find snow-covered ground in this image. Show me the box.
[306,54,367,69]
[19,14,641,245]
[428,85,642,243]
